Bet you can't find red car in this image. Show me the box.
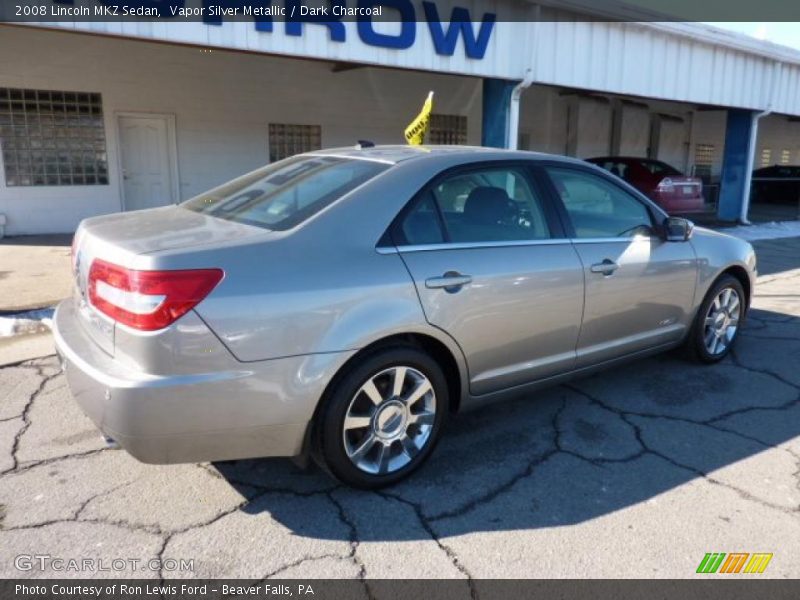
[587,157,705,214]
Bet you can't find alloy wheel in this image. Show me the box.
[342,366,436,475]
[703,287,741,356]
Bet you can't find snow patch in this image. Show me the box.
[0,307,54,338]
[720,220,800,241]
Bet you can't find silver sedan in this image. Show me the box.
[54,146,757,488]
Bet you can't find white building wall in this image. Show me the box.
[31,13,800,116]
[4,19,800,234]
[21,10,535,82]
[0,27,482,234]
[530,18,800,116]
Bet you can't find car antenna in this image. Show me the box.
[356,140,375,149]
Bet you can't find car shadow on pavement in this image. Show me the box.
[750,236,800,276]
[213,304,800,542]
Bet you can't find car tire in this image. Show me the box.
[312,346,448,489]
[685,274,746,364]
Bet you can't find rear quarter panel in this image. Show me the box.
[186,236,432,361]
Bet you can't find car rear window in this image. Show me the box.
[638,160,681,177]
[183,155,389,230]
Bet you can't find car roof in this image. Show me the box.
[308,145,572,166]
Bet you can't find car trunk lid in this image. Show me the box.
[77,205,272,256]
[71,206,271,355]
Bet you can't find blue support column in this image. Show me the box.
[482,78,516,148]
[718,109,757,222]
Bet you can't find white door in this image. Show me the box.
[118,114,176,211]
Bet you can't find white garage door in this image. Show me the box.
[657,118,686,171]
[619,106,649,156]
[576,99,612,158]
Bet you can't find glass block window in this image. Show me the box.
[268,123,321,162]
[0,88,108,186]
[780,149,791,165]
[760,148,772,167]
[694,143,715,167]
[428,114,468,145]
[693,143,715,180]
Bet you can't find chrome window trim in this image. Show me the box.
[375,236,660,254]
[378,234,656,254]
[390,239,571,253]
[570,235,655,244]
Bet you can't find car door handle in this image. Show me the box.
[590,259,619,275]
[425,272,472,292]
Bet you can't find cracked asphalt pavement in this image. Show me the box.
[1,237,799,580]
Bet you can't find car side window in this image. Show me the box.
[399,192,445,245]
[431,167,551,243]
[546,167,654,238]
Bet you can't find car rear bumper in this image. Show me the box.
[53,298,352,464]
[653,193,706,213]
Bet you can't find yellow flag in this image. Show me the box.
[404,91,434,146]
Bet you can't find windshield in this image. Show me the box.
[183,155,389,230]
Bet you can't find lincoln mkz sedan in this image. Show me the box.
[54,146,757,488]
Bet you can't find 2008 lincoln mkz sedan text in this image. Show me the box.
[53,146,756,488]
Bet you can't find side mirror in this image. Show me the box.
[663,216,694,242]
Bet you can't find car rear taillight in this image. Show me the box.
[88,259,224,331]
[656,178,675,193]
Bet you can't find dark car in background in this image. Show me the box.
[751,165,800,204]
[587,157,705,215]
